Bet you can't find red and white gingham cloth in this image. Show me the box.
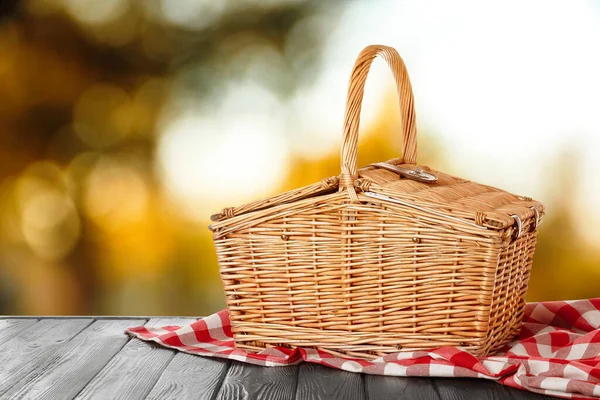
[127,298,600,399]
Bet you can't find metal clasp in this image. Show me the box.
[370,162,438,183]
[531,206,541,230]
[511,214,523,240]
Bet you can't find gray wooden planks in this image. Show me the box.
[365,375,440,400]
[0,319,38,344]
[146,354,230,400]
[0,318,144,400]
[74,318,195,400]
[0,319,561,400]
[0,318,93,396]
[433,378,542,400]
[216,361,299,400]
[367,376,558,400]
[296,362,365,400]
[503,385,559,400]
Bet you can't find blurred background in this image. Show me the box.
[0,0,599,316]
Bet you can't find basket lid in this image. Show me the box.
[210,159,544,232]
[355,158,544,230]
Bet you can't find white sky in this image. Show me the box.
[159,0,600,243]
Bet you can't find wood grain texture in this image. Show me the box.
[295,363,365,400]
[216,361,298,400]
[0,318,144,400]
[0,318,93,396]
[433,378,535,400]
[503,385,558,400]
[146,354,230,400]
[0,319,38,344]
[74,318,195,400]
[365,375,440,400]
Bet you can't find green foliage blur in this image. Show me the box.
[0,0,597,316]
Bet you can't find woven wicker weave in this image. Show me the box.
[209,45,545,358]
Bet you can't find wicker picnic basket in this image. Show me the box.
[209,44,545,358]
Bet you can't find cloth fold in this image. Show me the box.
[127,298,600,399]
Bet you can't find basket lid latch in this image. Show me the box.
[511,214,523,240]
[370,162,437,183]
[511,206,542,240]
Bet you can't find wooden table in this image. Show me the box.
[0,317,558,400]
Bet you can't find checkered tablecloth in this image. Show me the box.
[127,298,600,399]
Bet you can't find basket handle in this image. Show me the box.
[340,45,417,192]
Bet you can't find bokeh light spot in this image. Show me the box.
[73,84,133,149]
[62,0,130,25]
[12,162,80,261]
[159,0,225,30]
[157,82,288,218]
[16,161,68,204]
[83,157,149,228]
[20,188,80,261]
